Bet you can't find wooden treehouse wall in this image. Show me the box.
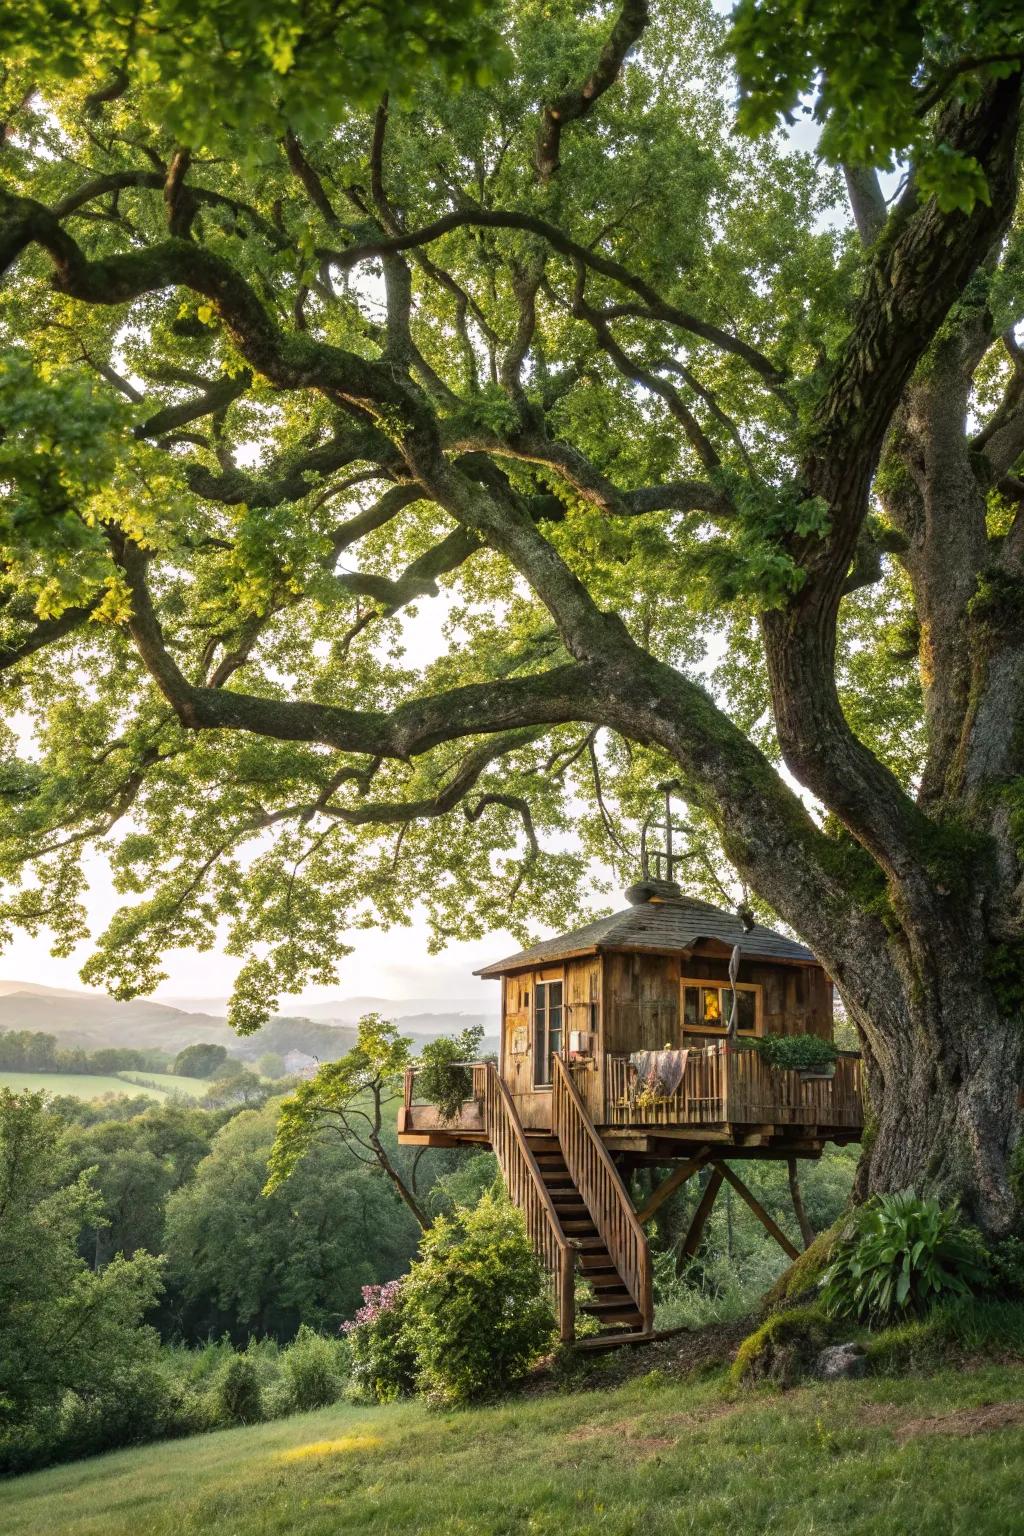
[500,957,602,1130]
[498,947,833,1129]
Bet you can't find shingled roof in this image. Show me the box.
[476,890,814,977]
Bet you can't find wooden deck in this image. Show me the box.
[398,1043,863,1154]
[397,1048,863,1346]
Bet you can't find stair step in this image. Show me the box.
[551,1194,586,1209]
[574,1237,611,1252]
[561,1219,598,1234]
[586,1272,627,1291]
[582,1301,641,1322]
[574,1329,653,1352]
[526,1136,561,1151]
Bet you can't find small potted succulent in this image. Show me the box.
[750,1032,839,1081]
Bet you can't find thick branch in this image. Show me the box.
[535,0,649,181]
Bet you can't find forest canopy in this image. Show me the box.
[1,2,1022,1223]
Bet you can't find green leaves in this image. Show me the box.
[750,1033,839,1072]
[821,1190,987,1325]
[0,0,504,153]
[729,0,1023,213]
[416,1026,485,1123]
[264,1014,413,1193]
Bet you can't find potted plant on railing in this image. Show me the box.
[417,1025,485,1124]
[749,1033,840,1082]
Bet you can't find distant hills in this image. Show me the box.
[0,981,499,1063]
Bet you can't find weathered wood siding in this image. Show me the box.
[602,944,833,1052]
[498,957,600,1129]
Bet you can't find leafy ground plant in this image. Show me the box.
[821,1190,986,1325]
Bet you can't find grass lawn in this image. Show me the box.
[7,1362,1024,1536]
[116,1069,211,1097]
[0,1070,167,1101]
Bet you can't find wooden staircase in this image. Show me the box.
[478,1058,652,1347]
[525,1133,647,1340]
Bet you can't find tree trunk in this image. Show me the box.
[834,914,1024,1236]
[370,1133,431,1230]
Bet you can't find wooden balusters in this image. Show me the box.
[602,1043,863,1133]
[478,1063,576,1342]
[552,1055,652,1334]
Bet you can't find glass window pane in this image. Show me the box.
[702,988,722,1025]
[737,990,756,1032]
[683,987,698,1029]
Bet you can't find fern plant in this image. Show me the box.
[821,1191,986,1325]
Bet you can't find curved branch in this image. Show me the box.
[535,0,649,181]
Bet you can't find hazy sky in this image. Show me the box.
[3,597,559,1012]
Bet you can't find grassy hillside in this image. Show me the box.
[6,1362,1024,1536]
[0,1070,168,1101]
[0,990,233,1053]
[116,1070,212,1098]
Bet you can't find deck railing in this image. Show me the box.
[480,1063,577,1341]
[552,1055,652,1333]
[605,1043,862,1129]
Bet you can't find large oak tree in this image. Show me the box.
[1,2,1023,1231]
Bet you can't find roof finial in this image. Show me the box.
[628,782,683,903]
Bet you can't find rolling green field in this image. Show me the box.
[0,1069,218,1102]
[116,1070,211,1098]
[0,1070,167,1101]
[6,1363,1024,1536]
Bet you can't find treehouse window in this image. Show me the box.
[681,979,761,1036]
[533,980,563,1088]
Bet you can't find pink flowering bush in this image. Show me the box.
[342,1280,403,1334]
[343,1279,417,1402]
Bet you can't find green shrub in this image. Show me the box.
[749,1034,839,1072]
[732,1305,833,1387]
[980,1234,1024,1299]
[214,1352,263,1424]
[1010,1136,1024,1209]
[821,1190,985,1325]
[282,1325,347,1411]
[416,1026,483,1123]
[345,1281,418,1404]
[401,1192,555,1406]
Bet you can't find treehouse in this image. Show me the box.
[398,877,863,1347]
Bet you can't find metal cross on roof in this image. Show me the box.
[640,781,687,884]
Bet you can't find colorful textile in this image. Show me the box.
[629,1048,688,1098]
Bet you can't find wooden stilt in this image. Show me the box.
[680,1166,724,1261]
[634,1149,710,1224]
[787,1156,815,1250]
[713,1161,800,1261]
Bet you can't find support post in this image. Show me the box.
[787,1156,815,1250]
[559,1245,576,1343]
[679,1166,724,1262]
[713,1161,800,1261]
[634,1149,710,1224]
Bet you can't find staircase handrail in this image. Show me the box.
[552,1053,653,1333]
[480,1062,576,1341]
